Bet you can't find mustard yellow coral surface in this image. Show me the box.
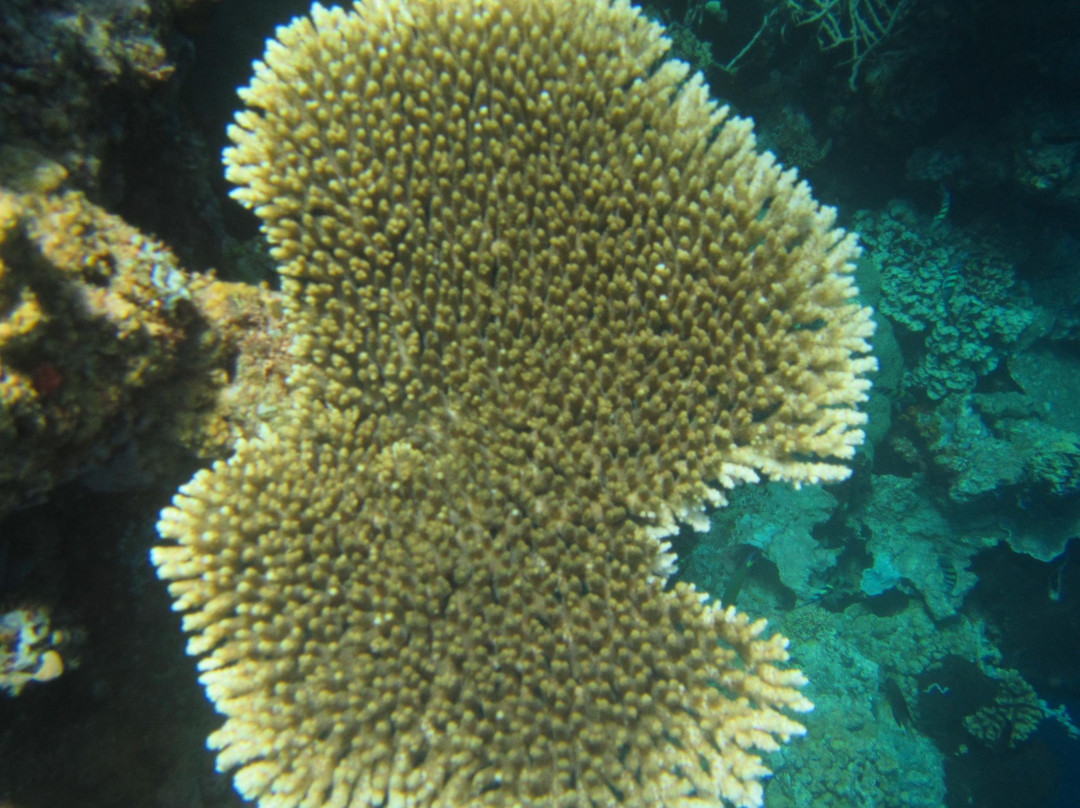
[0,184,194,508]
[153,1,875,807]
[0,172,284,515]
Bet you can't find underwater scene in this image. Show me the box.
[1,1,1078,807]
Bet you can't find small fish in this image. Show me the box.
[940,557,958,594]
[932,183,951,227]
[807,581,835,604]
[1049,548,1072,602]
[884,678,913,729]
[722,549,759,605]
[939,264,963,305]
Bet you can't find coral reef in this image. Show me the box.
[907,101,1080,216]
[908,392,1080,503]
[0,604,73,696]
[757,106,833,172]
[1007,346,1080,436]
[151,0,877,806]
[0,0,1076,806]
[0,0,222,126]
[963,667,1079,749]
[857,474,989,619]
[684,472,992,620]
[895,391,1080,560]
[0,150,282,519]
[786,0,915,88]
[699,483,842,603]
[0,0,238,273]
[856,201,1046,400]
[0,0,177,182]
[764,600,994,808]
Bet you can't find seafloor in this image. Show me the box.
[1,1,1078,807]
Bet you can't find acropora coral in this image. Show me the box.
[152,1,876,806]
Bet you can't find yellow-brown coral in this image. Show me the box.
[152,1,875,807]
[0,170,282,516]
[0,183,193,508]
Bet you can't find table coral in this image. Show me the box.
[151,0,878,806]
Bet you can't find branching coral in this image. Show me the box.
[152,1,876,807]
[786,0,913,88]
